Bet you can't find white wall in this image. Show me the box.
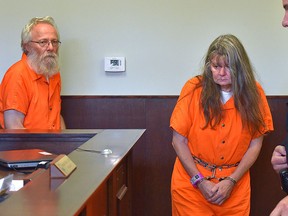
[0,0,286,95]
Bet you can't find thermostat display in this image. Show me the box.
[105,57,126,72]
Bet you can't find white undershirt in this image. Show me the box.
[221,90,233,104]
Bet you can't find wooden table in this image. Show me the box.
[0,129,145,216]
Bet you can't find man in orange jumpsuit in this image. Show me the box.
[170,34,273,215]
[0,16,65,129]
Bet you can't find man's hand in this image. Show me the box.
[271,145,288,173]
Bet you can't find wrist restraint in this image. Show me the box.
[191,173,204,188]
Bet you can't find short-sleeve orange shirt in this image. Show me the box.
[170,77,273,166]
[0,53,62,129]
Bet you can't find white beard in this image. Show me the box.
[28,51,60,77]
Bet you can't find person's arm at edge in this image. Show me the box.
[3,110,25,129]
[270,195,288,216]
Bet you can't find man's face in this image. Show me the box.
[27,23,60,77]
[283,0,288,27]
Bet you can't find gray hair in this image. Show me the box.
[21,16,60,54]
[200,34,264,133]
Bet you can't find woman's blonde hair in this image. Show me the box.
[199,34,265,134]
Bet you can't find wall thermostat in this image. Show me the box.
[105,57,126,72]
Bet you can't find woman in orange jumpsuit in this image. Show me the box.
[170,34,273,216]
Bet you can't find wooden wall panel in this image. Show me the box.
[61,95,288,216]
[61,96,146,129]
[142,97,176,215]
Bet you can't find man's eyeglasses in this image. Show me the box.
[30,40,61,48]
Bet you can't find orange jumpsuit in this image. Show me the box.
[170,77,273,216]
[0,53,62,129]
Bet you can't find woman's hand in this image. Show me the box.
[198,179,216,200]
[199,179,234,205]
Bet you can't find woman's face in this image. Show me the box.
[210,55,232,92]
